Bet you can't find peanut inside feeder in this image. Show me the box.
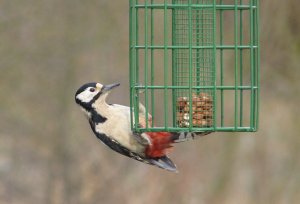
[177,93,213,127]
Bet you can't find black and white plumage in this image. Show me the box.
[75,82,210,172]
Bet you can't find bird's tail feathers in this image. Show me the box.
[148,156,178,172]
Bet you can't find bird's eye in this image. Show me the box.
[89,88,96,92]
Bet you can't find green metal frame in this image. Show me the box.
[129,0,260,133]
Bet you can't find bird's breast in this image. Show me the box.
[93,112,146,155]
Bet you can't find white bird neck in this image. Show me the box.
[92,95,111,118]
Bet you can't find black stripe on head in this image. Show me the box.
[75,82,97,97]
[75,82,99,111]
[75,82,107,123]
[89,91,102,105]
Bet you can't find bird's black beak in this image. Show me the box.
[102,83,120,92]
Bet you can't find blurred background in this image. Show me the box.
[1,0,300,204]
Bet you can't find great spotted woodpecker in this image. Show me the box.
[75,82,210,172]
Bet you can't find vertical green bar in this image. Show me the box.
[252,0,259,131]
[172,0,177,128]
[129,0,134,131]
[134,0,140,131]
[220,0,224,127]
[234,0,238,130]
[252,0,256,130]
[213,0,217,130]
[188,0,193,131]
[250,0,254,129]
[255,0,260,130]
[144,0,149,130]
[164,0,168,130]
[150,0,155,128]
[239,0,244,127]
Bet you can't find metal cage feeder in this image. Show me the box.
[129,0,260,133]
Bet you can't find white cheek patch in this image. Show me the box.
[76,90,97,103]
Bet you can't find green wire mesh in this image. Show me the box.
[173,0,215,130]
[129,0,260,133]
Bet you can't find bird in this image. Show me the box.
[75,82,210,172]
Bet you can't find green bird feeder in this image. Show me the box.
[129,0,260,133]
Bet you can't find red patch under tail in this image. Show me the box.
[145,132,173,158]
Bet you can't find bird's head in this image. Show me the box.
[75,82,120,111]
